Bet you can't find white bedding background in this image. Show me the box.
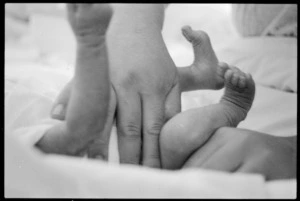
[5,4,297,198]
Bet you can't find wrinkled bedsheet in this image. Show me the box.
[5,39,296,198]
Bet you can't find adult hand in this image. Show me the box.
[183,127,297,181]
[106,4,180,168]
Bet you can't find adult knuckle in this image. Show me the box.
[145,122,163,136]
[123,71,140,88]
[120,122,140,137]
[113,71,139,90]
[155,82,169,94]
[145,129,160,137]
[126,124,140,136]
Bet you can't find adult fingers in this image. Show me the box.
[142,94,165,168]
[87,87,117,160]
[51,79,73,120]
[116,91,142,165]
[164,84,181,122]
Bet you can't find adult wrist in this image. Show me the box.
[109,4,165,35]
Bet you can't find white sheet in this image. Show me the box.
[216,37,297,93]
[6,133,271,198]
[5,57,297,198]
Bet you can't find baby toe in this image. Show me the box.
[231,73,240,86]
[231,66,242,74]
[218,62,229,71]
[219,62,229,67]
[224,69,234,82]
[182,26,209,47]
[238,76,246,88]
[181,25,195,43]
[245,73,256,89]
[245,73,252,80]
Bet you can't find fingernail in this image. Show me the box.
[52,104,65,116]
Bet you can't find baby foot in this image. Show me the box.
[67,4,112,45]
[160,66,255,170]
[181,26,228,90]
[220,66,256,126]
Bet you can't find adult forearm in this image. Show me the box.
[109,4,165,35]
[107,3,172,73]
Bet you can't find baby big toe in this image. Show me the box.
[224,69,234,83]
[219,62,229,71]
[181,26,209,47]
[181,25,197,43]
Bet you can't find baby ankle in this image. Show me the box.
[221,103,247,127]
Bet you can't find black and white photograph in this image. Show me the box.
[5,3,297,198]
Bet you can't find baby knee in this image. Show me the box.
[160,118,195,156]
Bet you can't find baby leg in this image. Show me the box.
[178,26,228,91]
[160,66,255,169]
[36,4,112,155]
[66,4,111,140]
